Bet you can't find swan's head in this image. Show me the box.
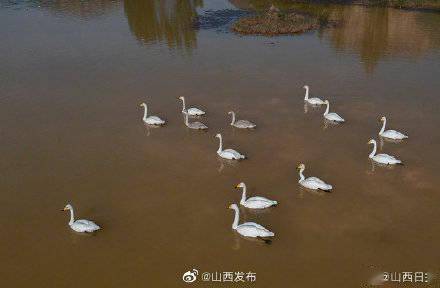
[235,182,245,189]
[367,139,376,145]
[177,96,184,101]
[297,163,305,170]
[228,204,238,210]
[62,204,73,211]
[139,102,146,107]
[380,116,386,122]
[324,100,329,104]
[215,133,221,138]
[303,85,309,89]
[228,111,234,115]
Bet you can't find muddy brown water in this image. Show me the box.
[1,1,440,287]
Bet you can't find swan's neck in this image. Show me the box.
[232,207,239,230]
[379,119,386,134]
[184,114,189,126]
[369,142,377,158]
[239,185,247,204]
[181,98,186,112]
[324,102,329,116]
[230,112,236,125]
[142,105,148,120]
[299,168,305,182]
[304,87,309,100]
[217,136,223,153]
[68,208,75,225]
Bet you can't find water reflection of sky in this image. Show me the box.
[129,1,440,73]
[1,0,440,72]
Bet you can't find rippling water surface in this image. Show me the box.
[1,0,440,287]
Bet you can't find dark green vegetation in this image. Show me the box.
[232,6,320,35]
[232,4,340,35]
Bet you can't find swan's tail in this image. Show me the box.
[265,231,275,237]
[321,184,332,192]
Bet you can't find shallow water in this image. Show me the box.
[1,0,440,287]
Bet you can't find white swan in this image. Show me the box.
[215,133,245,160]
[228,111,256,129]
[323,100,345,122]
[368,139,402,165]
[62,204,100,233]
[228,204,274,239]
[177,96,205,116]
[379,116,408,140]
[303,85,325,105]
[297,163,332,191]
[184,113,208,130]
[140,103,165,125]
[236,182,277,209]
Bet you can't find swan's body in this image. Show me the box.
[303,85,325,105]
[379,116,408,140]
[236,182,277,209]
[62,204,100,233]
[228,204,274,238]
[297,163,332,191]
[178,96,205,116]
[368,139,402,165]
[323,100,345,122]
[228,111,256,129]
[140,103,165,125]
[184,113,208,130]
[215,133,245,160]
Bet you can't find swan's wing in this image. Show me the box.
[188,107,205,115]
[223,149,244,159]
[241,222,266,230]
[150,116,163,121]
[146,116,165,124]
[307,97,325,105]
[235,120,256,128]
[244,198,277,209]
[381,130,407,139]
[326,113,345,122]
[219,150,236,159]
[247,196,273,202]
[73,220,100,232]
[376,153,396,160]
[302,177,332,190]
[237,222,274,237]
[374,153,401,164]
[306,177,325,184]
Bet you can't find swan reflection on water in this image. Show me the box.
[322,118,342,130]
[304,101,324,114]
[143,122,161,136]
[367,159,398,174]
[217,157,239,173]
